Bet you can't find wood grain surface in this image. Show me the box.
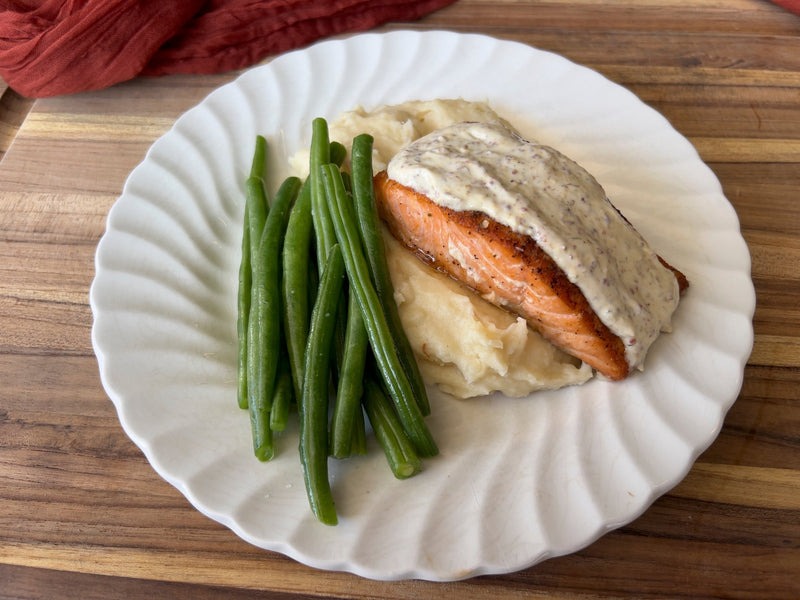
[1,1,798,598]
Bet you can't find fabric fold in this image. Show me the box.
[0,0,457,98]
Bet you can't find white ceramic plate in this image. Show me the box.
[90,31,754,581]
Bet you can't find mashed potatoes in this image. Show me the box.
[291,99,593,398]
[289,99,509,177]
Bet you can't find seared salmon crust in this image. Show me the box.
[374,171,688,381]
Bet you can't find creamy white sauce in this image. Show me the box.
[387,120,680,370]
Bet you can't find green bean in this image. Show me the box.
[237,201,251,410]
[351,133,430,416]
[270,351,293,432]
[245,174,269,456]
[321,164,438,458]
[238,136,267,411]
[282,180,313,399]
[363,377,421,479]
[329,292,369,459]
[243,136,269,447]
[310,118,336,265]
[300,244,346,525]
[340,170,352,193]
[247,175,301,461]
[249,412,274,463]
[307,247,319,311]
[250,135,267,180]
[310,119,350,371]
[329,140,347,167]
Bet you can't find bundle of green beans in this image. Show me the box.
[236,121,437,526]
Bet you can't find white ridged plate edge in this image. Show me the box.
[90,30,755,581]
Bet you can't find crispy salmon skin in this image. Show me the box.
[373,170,688,381]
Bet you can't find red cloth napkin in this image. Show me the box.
[0,0,458,98]
[772,0,800,14]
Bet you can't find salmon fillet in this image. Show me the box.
[374,171,688,381]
